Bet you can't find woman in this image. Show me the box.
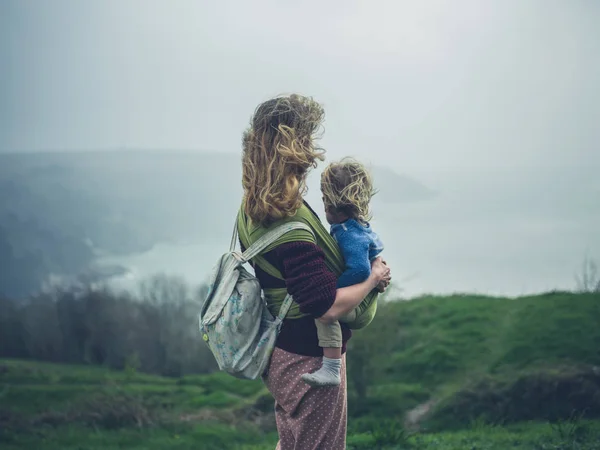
[237,94,391,449]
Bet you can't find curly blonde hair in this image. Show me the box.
[321,158,377,222]
[242,94,325,225]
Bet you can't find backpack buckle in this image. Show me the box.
[232,252,245,263]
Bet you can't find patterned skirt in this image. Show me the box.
[264,347,347,450]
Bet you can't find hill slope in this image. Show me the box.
[346,291,600,429]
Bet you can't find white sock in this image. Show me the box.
[301,357,342,387]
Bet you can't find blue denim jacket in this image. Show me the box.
[330,219,384,288]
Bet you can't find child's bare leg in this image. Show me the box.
[323,347,342,359]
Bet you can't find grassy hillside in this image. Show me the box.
[2,292,600,449]
[346,291,600,429]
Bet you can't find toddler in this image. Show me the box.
[301,158,385,387]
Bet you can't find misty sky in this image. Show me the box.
[1,0,599,176]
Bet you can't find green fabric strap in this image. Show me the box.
[237,202,378,323]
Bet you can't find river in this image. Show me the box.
[98,185,600,298]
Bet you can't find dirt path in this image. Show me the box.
[404,398,437,430]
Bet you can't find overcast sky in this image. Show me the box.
[1,0,599,174]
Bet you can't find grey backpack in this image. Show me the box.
[199,218,313,379]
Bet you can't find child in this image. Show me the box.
[301,158,385,387]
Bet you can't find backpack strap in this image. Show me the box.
[230,214,314,321]
[278,294,294,321]
[230,214,314,264]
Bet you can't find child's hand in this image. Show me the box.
[371,257,391,283]
[371,258,391,292]
[376,280,388,293]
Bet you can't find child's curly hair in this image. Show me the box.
[320,158,377,222]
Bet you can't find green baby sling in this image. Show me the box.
[237,202,379,327]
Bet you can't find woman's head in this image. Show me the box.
[320,158,376,224]
[242,94,325,225]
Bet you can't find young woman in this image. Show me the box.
[237,94,391,449]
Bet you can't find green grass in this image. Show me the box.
[0,358,264,415]
[1,291,599,448]
[0,424,279,450]
[347,292,600,427]
[3,420,599,450]
[0,358,176,385]
[373,292,600,384]
[0,358,272,449]
[353,420,600,450]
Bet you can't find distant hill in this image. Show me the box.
[371,165,436,204]
[0,150,434,297]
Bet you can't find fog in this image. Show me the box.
[1,1,599,297]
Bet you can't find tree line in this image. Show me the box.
[0,275,217,377]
